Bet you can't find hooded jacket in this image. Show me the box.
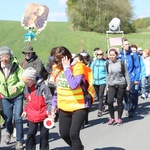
[0,57,25,99]
[23,78,52,123]
[90,58,106,85]
[119,49,140,82]
[107,59,130,87]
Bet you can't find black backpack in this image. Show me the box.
[41,64,49,80]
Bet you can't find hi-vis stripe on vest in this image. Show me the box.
[54,62,95,112]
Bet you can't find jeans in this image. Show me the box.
[124,82,135,113]
[146,76,150,94]
[59,109,88,150]
[134,84,139,107]
[2,94,24,143]
[140,78,146,95]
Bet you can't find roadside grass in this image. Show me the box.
[0,20,150,65]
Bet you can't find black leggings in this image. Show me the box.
[94,84,106,111]
[59,109,88,150]
[107,85,125,119]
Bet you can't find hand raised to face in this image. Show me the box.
[62,56,70,67]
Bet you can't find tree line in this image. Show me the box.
[66,0,136,33]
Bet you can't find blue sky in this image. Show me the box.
[0,0,150,22]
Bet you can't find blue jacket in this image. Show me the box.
[138,55,146,80]
[90,59,106,85]
[119,50,140,82]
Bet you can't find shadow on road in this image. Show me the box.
[51,146,71,150]
[0,145,15,150]
[94,147,125,150]
[84,100,150,129]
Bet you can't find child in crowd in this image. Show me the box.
[21,67,52,150]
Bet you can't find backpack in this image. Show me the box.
[130,53,140,62]
[106,60,125,75]
[41,64,49,80]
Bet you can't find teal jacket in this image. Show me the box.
[90,59,106,85]
[0,57,25,99]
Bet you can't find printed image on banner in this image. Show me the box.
[21,3,49,32]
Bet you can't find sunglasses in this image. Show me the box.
[97,53,103,56]
[54,60,61,64]
[24,52,32,55]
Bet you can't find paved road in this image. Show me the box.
[1,97,150,150]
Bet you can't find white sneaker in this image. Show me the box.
[148,93,150,98]
[12,128,16,138]
[141,94,146,99]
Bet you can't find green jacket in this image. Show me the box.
[0,57,25,99]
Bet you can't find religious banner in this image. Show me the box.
[21,3,49,44]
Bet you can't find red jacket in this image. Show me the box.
[23,78,52,123]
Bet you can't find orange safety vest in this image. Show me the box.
[53,62,95,112]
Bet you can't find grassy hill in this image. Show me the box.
[0,20,150,64]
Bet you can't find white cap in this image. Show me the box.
[71,53,76,59]
[80,52,88,57]
[138,47,143,51]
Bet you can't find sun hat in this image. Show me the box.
[137,47,143,51]
[0,46,12,56]
[22,45,35,54]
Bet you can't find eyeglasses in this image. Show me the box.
[97,53,103,56]
[0,55,10,59]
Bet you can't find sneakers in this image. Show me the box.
[15,141,23,150]
[97,110,102,117]
[148,93,150,98]
[108,118,123,126]
[4,132,11,144]
[124,110,129,117]
[108,118,115,125]
[116,119,122,126]
[141,94,146,99]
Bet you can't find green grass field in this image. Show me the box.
[0,20,150,65]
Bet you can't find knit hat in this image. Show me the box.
[0,46,12,56]
[22,46,35,54]
[22,67,37,82]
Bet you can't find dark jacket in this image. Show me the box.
[21,53,43,75]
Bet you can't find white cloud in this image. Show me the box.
[47,0,68,21]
